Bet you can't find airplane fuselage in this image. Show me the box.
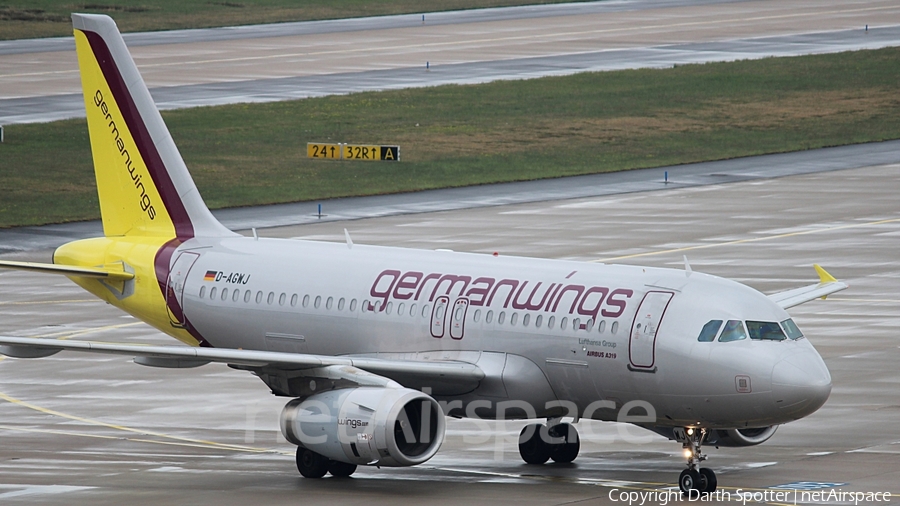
[57,235,832,430]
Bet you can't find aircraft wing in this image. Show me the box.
[0,260,134,281]
[767,264,848,309]
[0,336,484,393]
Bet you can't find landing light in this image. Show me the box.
[687,428,694,436]
[683,449,693,459]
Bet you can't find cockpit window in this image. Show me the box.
[781,318,804,340]
[697,320,723,342]
[746,321,787,341]
[718,320,747,342]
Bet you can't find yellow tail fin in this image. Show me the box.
[72,14,233,240]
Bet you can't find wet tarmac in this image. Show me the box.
[3,0,900,123]
[1,162,898,505]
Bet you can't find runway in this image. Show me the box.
[3,0,900,123]
[1,160,898,505]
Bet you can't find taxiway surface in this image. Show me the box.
[3,0,900,123]
[0,161,898,505]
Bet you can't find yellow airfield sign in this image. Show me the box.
[307,143,399,161]
[307,143,341,160]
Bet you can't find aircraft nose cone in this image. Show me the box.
[771,349,832,420]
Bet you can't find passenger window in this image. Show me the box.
[510,313,518,326]
[199,286,206,299]
[222,288,229,301]
[561,317,568,330]
[314,296,321,309]
[585,318,594,331]
[233,290,240,302]
[279,293,286,306]
[244,290,251,303]
[548,316,555,329]
[422,305,430,317]
[486,310,493,323]
[598,320,606,333]
[719,320,747,342]
[611,321,619,334]
[350,299,357,312]
[498,311,506,324]
[455,306,464,321]
[362,300,369,313]
[747,321,786,341]
[523,314,530,327]
[303,295,310,308]
[697,320,723,342]
[338,298,345,310]
[398,302,405,315]
[409,303,416,317]
[210,287,217,300]
[781,318,804,340]
[267,292,275,305]
[535,315,543,328]
[385,301,392,314]
[573,318,581,330]
[256,291,263,304]
[474,309,481,323]
[326,297,334,310]
[291,294,298,307]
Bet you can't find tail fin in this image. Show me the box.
[72,14,234,239]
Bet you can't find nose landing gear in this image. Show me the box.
[674,427,717,495]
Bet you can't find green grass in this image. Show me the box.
[0,0,589,40]
[2,47,900,228]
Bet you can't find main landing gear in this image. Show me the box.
[295,447,358,478]
[517,419,581,464]
[675,427,717,495]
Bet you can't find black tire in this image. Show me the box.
[296,447,330,478]
[328,460,358,478]
[518,423,551,464]
[548,423,580,463]
[679,469,700,495]
[698,467,717,493]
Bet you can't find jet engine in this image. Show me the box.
[280,387,445,467]
[712,426,778,446]
[645,425,778,446]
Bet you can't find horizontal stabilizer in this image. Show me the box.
[0,260,134,281]
[767,264,847,309]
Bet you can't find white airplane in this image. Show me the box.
[0,14,846,495]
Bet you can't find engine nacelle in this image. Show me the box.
[280,387,445,467]
[643,425,778,447]
[713,426,778,446]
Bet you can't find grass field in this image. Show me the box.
[2,47,900,228]
[0,0,585,40]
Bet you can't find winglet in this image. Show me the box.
[814,264,838,284]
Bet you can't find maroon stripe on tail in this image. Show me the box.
[83,30,194,241]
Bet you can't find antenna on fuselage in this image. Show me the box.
[344,229,354,249]
[684,255,692,277]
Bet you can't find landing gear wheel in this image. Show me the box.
[518,423,551,464]
[548,423,580,463]
[296,447,330,478]
[679,469,700,495]
[328,460,358,478]
[698,467,717,493]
